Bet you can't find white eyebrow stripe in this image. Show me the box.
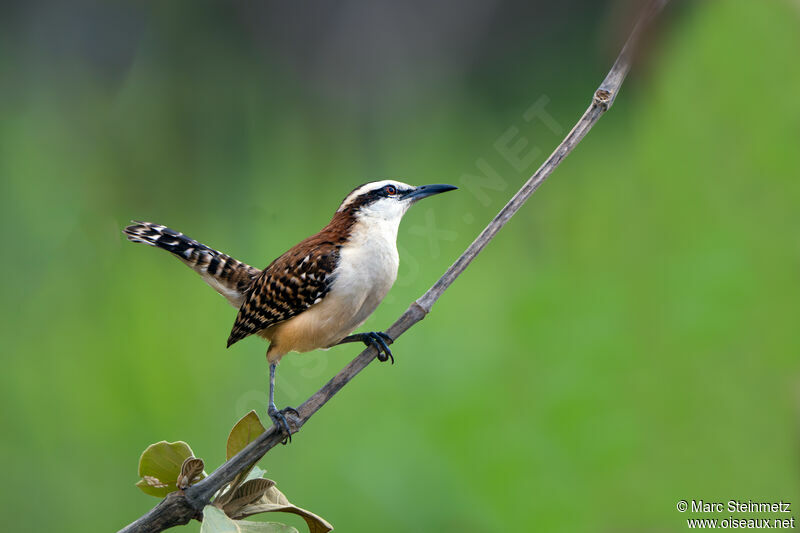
[337,180,413,211]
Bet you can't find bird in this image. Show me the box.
[123,180,457,438]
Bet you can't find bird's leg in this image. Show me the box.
[337,332,394,363]
[267,362,298,444]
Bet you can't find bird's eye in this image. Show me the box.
[384,185,397,196]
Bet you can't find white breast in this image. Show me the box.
[326,217,399,336]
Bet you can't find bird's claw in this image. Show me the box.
[365,331,394,364]
[268,405,298,444]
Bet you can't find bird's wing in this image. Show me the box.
[124,221,261,308]
[227,241,340,347]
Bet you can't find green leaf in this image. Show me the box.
[227,411,267,460]
[135,476,169,497]
[201,506,298,533]
[238,521,299,533]
[215,415,268,507]
[201,506,240,533]
[244,466,267,483]
[232,484,333,533]
[136,441,196,497]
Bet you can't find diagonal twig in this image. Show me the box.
[118,1,670,531]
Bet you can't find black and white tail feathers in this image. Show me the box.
[123,221,260,308]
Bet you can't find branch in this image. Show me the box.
[118,1,669,531]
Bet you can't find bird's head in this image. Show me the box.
[336,180,457,224]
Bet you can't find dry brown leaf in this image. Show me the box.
[222,478,276,517]
[232,484,333,533]
[178,457,206,489]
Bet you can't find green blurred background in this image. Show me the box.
[2,0,799,531]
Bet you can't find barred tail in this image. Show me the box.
[123,221,260,308]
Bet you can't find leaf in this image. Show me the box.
[201,505,298,533]
[201,505,240,533]
[217,464,270,508]
[227,411,266,460]
[136,476,168,494]
[238,521,299,533]
[178,457,206,489]
[232,484,333,533]
[222,478,276,517]
[217,411,268,505]
[136,441,196,497]
[244,466,267,483]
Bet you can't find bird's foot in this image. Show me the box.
[336,331,395,363]
[364,331,394,364]
[268,404,299,444]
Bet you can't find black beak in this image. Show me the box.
[402,183,458,202]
